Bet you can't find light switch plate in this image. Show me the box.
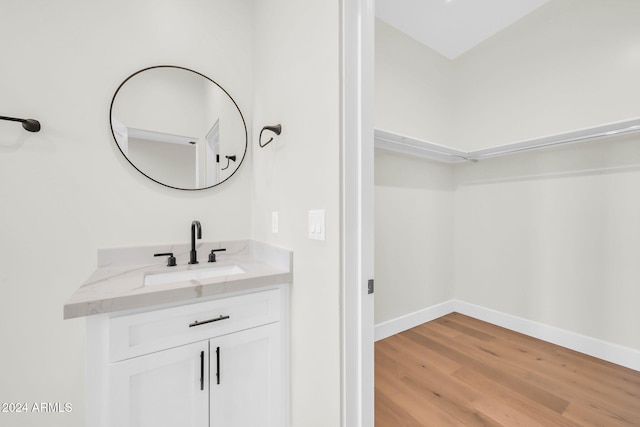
[272,212,279,234]
[308,210,325,240]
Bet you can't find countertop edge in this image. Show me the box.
[64,271,292,320]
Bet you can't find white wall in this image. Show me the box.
[375,0,640,152]
[251,1,342,426]
[374,149,454,324]
[375,135,640,351]
[453,0,640,151]
[0,1,253,426]
[453,134,640,350]
[375,0,640,352]
[375,19,454,145]
[374,20,456,327]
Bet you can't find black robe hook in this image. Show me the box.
[259,124,282,148]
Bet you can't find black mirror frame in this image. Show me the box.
[109,65,248,191]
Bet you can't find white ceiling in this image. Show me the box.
[376,0,551,59]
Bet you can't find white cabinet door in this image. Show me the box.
[210,322,284,427]
[109,341,209,427]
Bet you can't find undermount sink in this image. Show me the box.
[144,264,245,286]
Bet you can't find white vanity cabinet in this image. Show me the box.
[209,322,282,426]
[86,286,288,427]
[109,340,209,427]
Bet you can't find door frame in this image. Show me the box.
[341,0,375,425]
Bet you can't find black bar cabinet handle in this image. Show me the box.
[216,347,221,385]
[200,350,204,391]
[189,315,230,328]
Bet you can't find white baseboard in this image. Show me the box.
[375,299,640,372]
[374,300,456,341]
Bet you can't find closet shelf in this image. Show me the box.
[375,117,640,163]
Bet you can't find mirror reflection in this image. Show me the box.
[110,66,247,190]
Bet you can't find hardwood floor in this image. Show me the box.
[375,312,640,426]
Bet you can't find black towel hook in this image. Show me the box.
[220,155,237,171]
[259,124,282,148]
[0,115,41,132]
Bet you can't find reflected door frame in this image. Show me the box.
[205,120,221,187]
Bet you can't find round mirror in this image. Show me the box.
[110,66,247,190]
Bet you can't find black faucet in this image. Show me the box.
[189,220,202,264]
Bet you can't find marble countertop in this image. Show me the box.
[64,240,292,319]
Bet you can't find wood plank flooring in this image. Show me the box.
[375,313,640,426]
